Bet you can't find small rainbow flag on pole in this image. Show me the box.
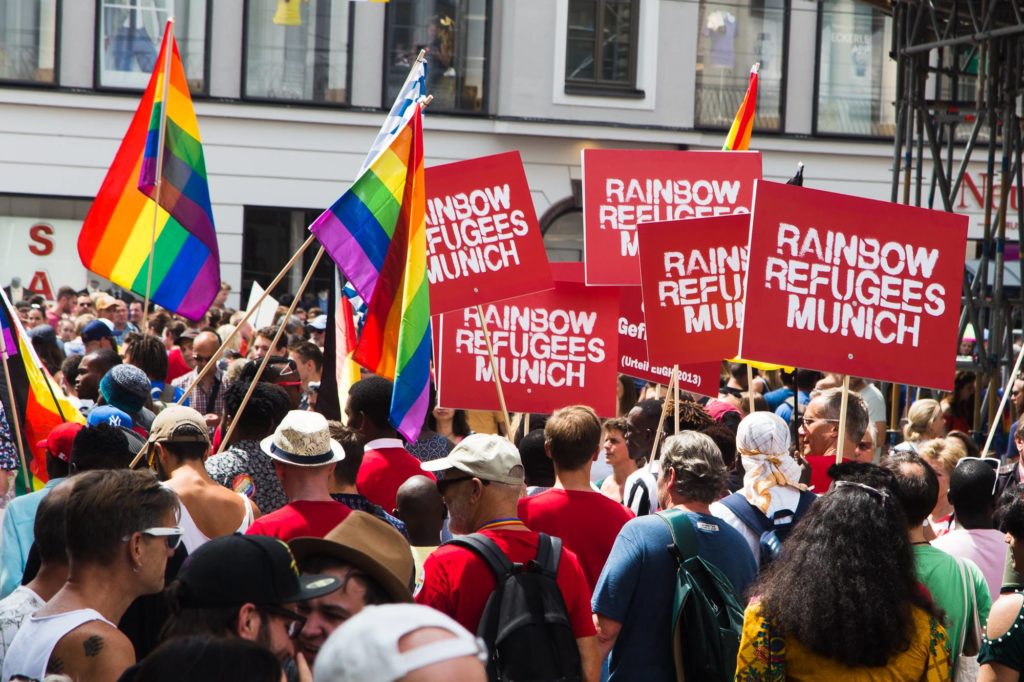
[79,20,219,321]
[310,107,430,441]
[722,63,760,152]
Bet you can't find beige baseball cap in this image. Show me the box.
[421,433,525,485]
[146,405,210,446]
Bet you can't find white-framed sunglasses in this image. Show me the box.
[955,456,1001,496]
[123,526,184,550]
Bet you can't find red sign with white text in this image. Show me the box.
[638,214,749,364]
[618,287,721,398]
[582,149,761,285]
[739,181,969,390]
[425,151,553,314]
[436,263,619,417]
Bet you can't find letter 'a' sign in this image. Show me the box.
[436,262,619,416]
[740,181,969,390]
[582,149,761,286]
[425,151,553,314]
[637,214,749,364]
[618,287,721,398]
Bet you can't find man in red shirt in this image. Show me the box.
[246,410,351,540]
[417,434,600,681]
[801,387,871,492]
[518,405,634,592]
[346,376,433,509]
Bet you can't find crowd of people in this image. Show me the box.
[0,282,1023,680]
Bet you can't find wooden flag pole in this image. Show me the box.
[746,364,756,414]
[0,332,32,493]
[524,412,530,436]
[142,18,175,331]
[216,247,326,454]
[477,305,513,441]
[982,339,1024,455]
[835,374,851,464]
[673,368,680,435]
[650,367,678,461]
[175,235,318,407]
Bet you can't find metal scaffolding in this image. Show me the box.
[883,0,1024,433]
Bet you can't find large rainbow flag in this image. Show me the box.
[722,63,760,152]
[0,290,85,495]
[79,21,219,321]
[309,107,430,441]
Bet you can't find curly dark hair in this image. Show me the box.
[755,464,940,668]
[124,332,169,382]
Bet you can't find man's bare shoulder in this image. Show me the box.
[49,619,135,682]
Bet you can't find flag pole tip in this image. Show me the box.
[751,62,761,74]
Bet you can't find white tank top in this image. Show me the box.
[2,608,114,681]
[176,492,256,555]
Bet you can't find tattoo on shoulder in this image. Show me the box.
[83,634,104,657]
[47,656,65,674]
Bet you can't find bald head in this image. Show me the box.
[396,475,445,547]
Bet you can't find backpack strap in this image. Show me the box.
[533,533,562,578]
[626,477,652,516]
[448,533,515,581]
[657,508,700,562]
[794,490,817,517]
[718,492,772,536]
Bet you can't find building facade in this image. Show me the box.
[0,0,980,308]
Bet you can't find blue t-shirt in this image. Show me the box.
[592,511,757,681]
[775,390,810,423]
[763,386,794,412]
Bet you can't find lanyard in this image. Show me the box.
[477,517,523,532]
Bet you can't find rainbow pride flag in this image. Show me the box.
[79,21,219,321]
[0,290,85,495]
[310,107,430,441]
[722,63,760,151]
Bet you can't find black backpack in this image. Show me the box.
[448,533,582,682]
[658,508,745,682]
[718,490,817,568]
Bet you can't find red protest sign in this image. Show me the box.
[740,181,969,390]
[618,287,721,398]
[425,151,553,314]
[436,262,619,416]
[637,214,748,364]
[582,149,761,286]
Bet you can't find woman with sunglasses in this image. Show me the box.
[2,469,180,682]
[736,469,951,680]
[979,496,1024,681]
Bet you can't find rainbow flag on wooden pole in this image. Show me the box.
[310,106,430,441]
[722,63,760,151]
[79,19,219,322]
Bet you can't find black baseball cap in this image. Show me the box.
[174,534,341,608]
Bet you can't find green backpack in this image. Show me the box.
[657,508,746,682]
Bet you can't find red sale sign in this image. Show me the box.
[425,151,553,314]
[739,181,969,390]
[618,287,720,398]
[436,263,619,417]
[637,214,749,364]
[582,149,761,286]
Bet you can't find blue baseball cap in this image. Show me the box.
[87,405,134,430]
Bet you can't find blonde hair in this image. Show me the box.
[903,399,942,443]
[917,437,967,474]
[216,324,240,353]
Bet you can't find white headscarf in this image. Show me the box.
[737,411,807,513]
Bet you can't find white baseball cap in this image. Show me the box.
[312,604,487,682]
[420,433,525,485]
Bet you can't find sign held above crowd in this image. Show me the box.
[739,180,969,390]
[424,151,553,314]
[582,149,761,286]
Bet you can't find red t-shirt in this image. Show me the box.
[415,528,597,638]
[244,499,352,541]
[166,347,190,383]
[805,454,854,493]
[517,488,634,592]
[356,444,434,510]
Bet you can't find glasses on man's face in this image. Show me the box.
[955,456,1001,496]
[436,474,488,496]
[623,424,656,439]
[800,416,840,429]
[260,604,307,638]
[123,526,184,550]
[192,353,212,363]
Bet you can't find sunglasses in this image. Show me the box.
[260,604,307,638]
[123,526,184,550]
[800,416,840,428]
[956,456,1000,496]
[831,480,889,503]
[436,475,489,496]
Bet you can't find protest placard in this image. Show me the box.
[637,214,749,364]
[582,149,761,285]
[618,287,721,398]
[740,181,969,390]
[246,281,280,329]
[425,151,553,314]
[435,262,619,416]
